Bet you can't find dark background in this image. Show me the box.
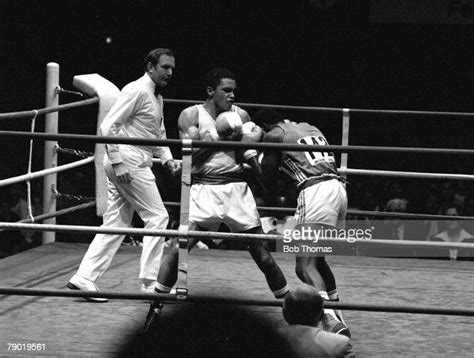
[0,0,472,204]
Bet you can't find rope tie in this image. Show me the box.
[26,110,38,223]
[55,86,84,97]
[53,189,95,202]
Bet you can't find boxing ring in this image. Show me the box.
[0,64,473,357]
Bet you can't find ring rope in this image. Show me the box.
[2,95,466,126]
[345,209,473,221]
[159,201,473,221]
[257,206,474,221]
[0,156,94,188]
[0,222,473,250]
[29,195,470,221]
[0,97,99,120]
[151,159,474,180]
[0,287,473,317]
[1,130,474,156]
[0,202,96,233]
[341,168,474,181]
[16,201,96,224]
[164,98,474,118]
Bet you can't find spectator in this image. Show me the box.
[372,198,421,257]
[432,206,473,260]
[279,284,355,357]
[380,198,413,240]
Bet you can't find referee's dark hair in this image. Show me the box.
[143,48,175,71]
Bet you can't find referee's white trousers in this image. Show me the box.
[76,155,168,282]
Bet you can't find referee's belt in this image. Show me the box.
[192,173,245,185]
[297,174,347,193]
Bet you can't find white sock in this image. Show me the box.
[319,291,339,320]
[318,291,329,300]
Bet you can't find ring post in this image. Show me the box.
[340,108,350,180]
[42,63,59,244]
[175,139,193,299]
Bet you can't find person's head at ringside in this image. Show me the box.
[384,197,408,229]
[283,284,324,327]
[143,48,176,89]
[445,205,464,233]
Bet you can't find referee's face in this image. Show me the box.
[150,55,175,88]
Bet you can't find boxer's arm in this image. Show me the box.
[260,128,284,191]
[177,107,215,167]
